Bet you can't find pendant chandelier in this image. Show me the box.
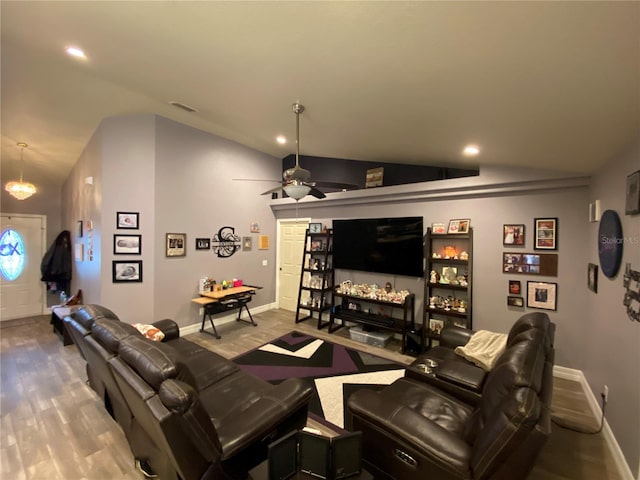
[5,142,37,200]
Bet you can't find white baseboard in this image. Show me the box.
[553,365,634,480]
[179,302,277,336]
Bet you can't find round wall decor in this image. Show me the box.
[598,209,623,278]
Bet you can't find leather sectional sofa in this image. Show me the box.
[347,312,555,480]
[64,305,313,480]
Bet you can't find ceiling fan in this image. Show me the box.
[240,103,359,201]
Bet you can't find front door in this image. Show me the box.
[0,214,47,321]
[277,219,309,312]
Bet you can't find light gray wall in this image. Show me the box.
[60,114,281,325]
[61,124,103,305]
[99,115,157,322]
[152,116,280,325]
[586,135,640,474]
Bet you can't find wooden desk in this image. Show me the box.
[193,285,261,339]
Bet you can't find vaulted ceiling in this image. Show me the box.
[2,1,638,194]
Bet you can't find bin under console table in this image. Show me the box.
[329,291,415,354]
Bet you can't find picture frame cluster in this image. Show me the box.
[113,212,142,283]
[431,219,471,235]
[503,218,559,311]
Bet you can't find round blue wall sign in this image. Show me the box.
[598,210,623,278]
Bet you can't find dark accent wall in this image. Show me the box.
[282,154,478,190]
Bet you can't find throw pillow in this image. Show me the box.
[132,323,165,342]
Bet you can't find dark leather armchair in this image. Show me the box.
[348,316,554,480]
[109,334,313,480]
[406,312,555,404]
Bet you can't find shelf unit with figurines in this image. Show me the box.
[295,227,334,329]
[423,226,473,350]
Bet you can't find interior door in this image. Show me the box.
[277,219,309,312]
[0,214,47,321]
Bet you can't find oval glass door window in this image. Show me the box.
[0,229,26,281]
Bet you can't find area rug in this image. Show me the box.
[233,331,405,430]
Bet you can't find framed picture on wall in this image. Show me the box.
[113,234,141,255]
[503,224,525,246]
[112,260,142,283]
[195,238,211,250]
[508,280,521,295]
[507,296,524,307]
[527,281,557,311]
[534,218,557,250]
[117,212,139,229]
[166,233,186,257]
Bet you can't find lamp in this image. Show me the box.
[283,183,311,200]
[5,142,37,200]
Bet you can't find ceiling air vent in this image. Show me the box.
[168,101,198,113]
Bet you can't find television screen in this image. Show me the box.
[332,217,424,278]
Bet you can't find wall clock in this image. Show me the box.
[598,209,623,278]
[309,223,323,234]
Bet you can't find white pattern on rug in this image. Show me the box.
[258,339,324,359]
[314,369,405,428]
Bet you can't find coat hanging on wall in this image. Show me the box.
[40,230,72,294]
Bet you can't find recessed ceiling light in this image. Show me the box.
[276,136,287,144]
[463,144,480,156]
[65,46,87,59]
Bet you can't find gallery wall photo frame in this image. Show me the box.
[195,238,211,250]
[117,212,139,230]
[503,224,525,246]
[509,280,521,295]
[243,236,252,251]
[527,281,557,311]
[166,233,186,257]
[534,218,557,250]
[507,296,524,307]
[625,170,640,215]
[112,260,143,283]
[503,252,558,276]
[113,234,142,255]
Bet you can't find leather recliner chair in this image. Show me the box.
[348,330,553,480]
[406,312,555,405]
[109,333,313,480]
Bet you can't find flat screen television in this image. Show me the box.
[332,217,424,278]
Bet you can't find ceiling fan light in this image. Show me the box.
[283,184,311,201]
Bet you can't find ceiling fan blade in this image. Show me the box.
[308,187,326,199]
[261,185,286,195]
[312,181,359,191]
[233,178,281,183]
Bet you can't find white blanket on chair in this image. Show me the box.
[455,330,508,371]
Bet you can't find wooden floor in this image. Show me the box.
[0,310,623,479]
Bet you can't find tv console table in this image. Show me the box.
[329,291,415,354]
